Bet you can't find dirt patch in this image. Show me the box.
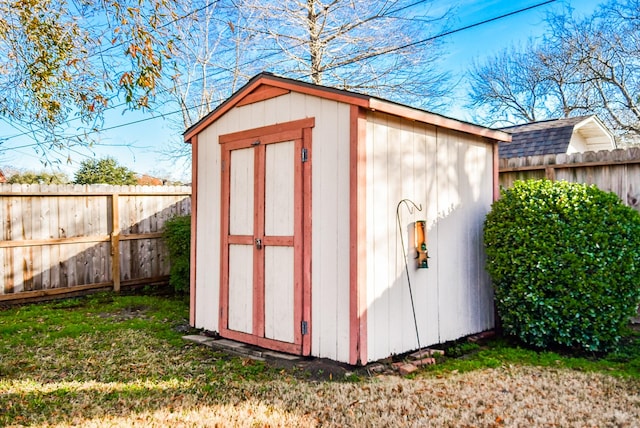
[98,305,150,321]
[269,355,360,381]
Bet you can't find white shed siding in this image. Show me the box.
[194,125,222,331]
[193,92,352,361]
[365,111,494,362]
[365,112,441,360]
[437,134,494,342]
[309,97,352,363]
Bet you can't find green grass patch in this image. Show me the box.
[422,332,640,379]
[0,293,282,426]
[0,293,190,347]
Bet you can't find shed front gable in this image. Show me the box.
[235,84,291,107]
[191,89,355,362]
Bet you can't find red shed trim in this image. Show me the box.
[349,105,368,365]
[189,134,198,326]
[235,85,290,107]
[184,73,512,145]
[493,144,500,201]
[367,99,511,142]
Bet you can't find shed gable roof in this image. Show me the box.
[498,115,613,158]
[184,73,511,143]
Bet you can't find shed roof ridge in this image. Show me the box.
[184,72,511,143]
[499,115,595,133]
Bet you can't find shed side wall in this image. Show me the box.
[365,111,495,362]
[194,92,352,363]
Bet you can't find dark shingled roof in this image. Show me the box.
[498,116,594,159]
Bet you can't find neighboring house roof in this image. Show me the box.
[136,174,164,186]
[184,72,511,144]
[498,115,615,159]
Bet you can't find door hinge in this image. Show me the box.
[301,148,308,163]
[301,320,308,335]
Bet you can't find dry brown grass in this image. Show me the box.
[6,366,638,427]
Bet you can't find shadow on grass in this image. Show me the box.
[0,377,316,426]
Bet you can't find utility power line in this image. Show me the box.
[316,0,559,75]
[0,0,559,152]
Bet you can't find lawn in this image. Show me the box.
[1,293,639,427]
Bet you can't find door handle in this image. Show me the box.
[255,238,262,250]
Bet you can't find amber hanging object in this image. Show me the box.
[414,220,429,269]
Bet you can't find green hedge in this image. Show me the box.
[163,215,191,294]
[484,180,640,352]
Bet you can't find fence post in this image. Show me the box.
[111,193,121,292]
[545,166,556,181]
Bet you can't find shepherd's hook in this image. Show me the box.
[396,199,423,353]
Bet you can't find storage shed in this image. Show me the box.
[184,73,511,365]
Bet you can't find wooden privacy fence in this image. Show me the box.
[0,184,191,302]
[499,147,640,212]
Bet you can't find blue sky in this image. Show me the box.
[0,0,602,182]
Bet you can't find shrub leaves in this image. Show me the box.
[484,180,640,352]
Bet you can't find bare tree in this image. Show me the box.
[238,0,453,110]
[467,0,640,142]
[165,0,270,130]
[557,1,640,140]
[466,35,595,127]
[158,0,269,169]
[161,0,454,169]
[468,43,551,126]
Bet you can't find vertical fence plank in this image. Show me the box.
[38,190,50,290]
[10,185,23,294]
[111,194,121,293]
[49,184,61,290]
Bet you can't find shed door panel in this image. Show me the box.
[228,244,253,334]
[265,246,294,342]
[265,141,294,236]
[219,120,312,356]
[227,147,255,334]
[264,141,295,343]
[229,148,254,236]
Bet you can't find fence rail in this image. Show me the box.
[0,184,191,302]
[499,147,640,212]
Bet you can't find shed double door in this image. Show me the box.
[219,119,313,356]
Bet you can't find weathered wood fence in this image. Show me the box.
[0,184,191,302]
[499,147,640,212]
